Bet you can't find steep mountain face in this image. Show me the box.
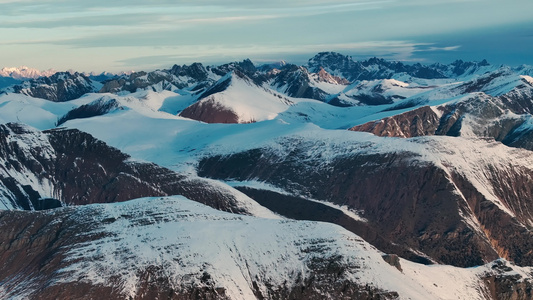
[11,72,100,102]
[307,52,451,81]
[0,123,273,216]
[98,59,262,96]
[307,52,367,81]
[270,65,331,102]
[350,105,442,137]
[1,196,532,300]
[350,74,533,150]
[430,59,493,78]
[56,96,122,126]
[180,71,293,124]
[99,70,180,93]
[197,132,533,268]
[314,67,350,85]
[170,62,210,82]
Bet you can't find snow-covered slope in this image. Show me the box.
[194,125,533,267]
[1,195,531,300]
[0,122,278,218]
[342,78,433,105]
[180,71,293,123]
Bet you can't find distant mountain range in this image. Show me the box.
[0,66,132,89]
[0,66,57,79]
[1,52,533,299]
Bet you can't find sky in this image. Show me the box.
[0,0,532,73]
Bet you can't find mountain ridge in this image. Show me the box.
[2,51,533,299]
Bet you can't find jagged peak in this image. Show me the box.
[363,57,389,65]
[0,66,57,79]
[169,62,208,80]
[309,51,352,62]
[450,59,491,67]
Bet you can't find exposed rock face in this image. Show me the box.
[307,52,449,81]
[350,106,441,137]
[99,64,212,94]
[315,67,350,85]
[482,260,533,300]
[271,65,329,101]
[0,123,259,215]
[234,186,431,264]
[350,89,533,151]
[56,97,121,126]
[0,196,402,300]
[197,135,533,268]
[12,72,98,102]
[307,52,366,80]
[115,71,177,93]
[209,59,268,85]
[179,96,240,124]
[179,71,292,124]
[0,123,56,210]
[170,62,209,82]
[382,254,403,272]
[432,59,491,77]
[98,77,128,93]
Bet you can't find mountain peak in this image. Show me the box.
[0,66,57,79]
[308,52,354,70]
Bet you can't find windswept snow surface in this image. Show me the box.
[52,196,530,300]
[0,93,95,129]
[344,78,432,102]
[0,90,192,130]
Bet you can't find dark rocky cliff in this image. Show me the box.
[197,137,533,268]
[0,123,257,215]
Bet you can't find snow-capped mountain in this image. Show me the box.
[180,70,293,123]
[8,72,102,102]
[1,195,532,299]
[2,52,533,299]
[0,122,275,217]
[0,66,57,79]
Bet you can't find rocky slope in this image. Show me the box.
[197,130,533,268]
[1,195,532,300]
[11,72,101,102]
[0,122,274,217]
[350,72,533,150]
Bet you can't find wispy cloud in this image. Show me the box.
[1,0,533,72]
[0,1,388,29]
[419,45,461,52]
[115,40,436,69]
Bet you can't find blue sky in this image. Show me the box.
[1,0,532,72]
